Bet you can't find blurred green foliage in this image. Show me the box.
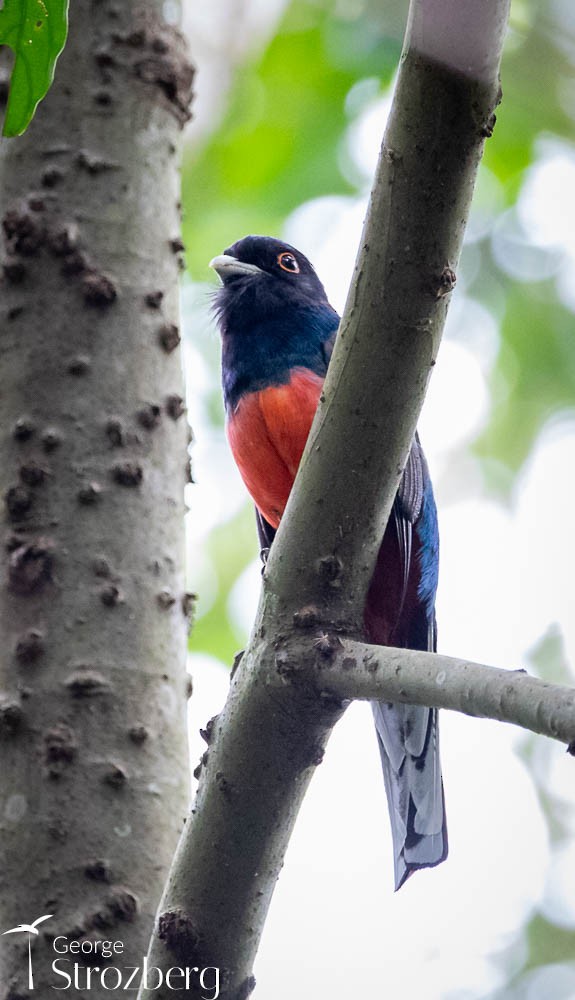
[511,626,575,987]
[190,504,257,662]
[182,1,401,272]
[474,283,575,479]
[471,0,575,479]
[485,8,574,186]
[524,914,575,973]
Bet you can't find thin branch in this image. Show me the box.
[140,2,511,997]
[295,639,575,748]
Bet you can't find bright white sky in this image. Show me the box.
[182,46,575,1000]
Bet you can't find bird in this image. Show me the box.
[210,234,447,890]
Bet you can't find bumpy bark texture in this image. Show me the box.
[0,1,193,995]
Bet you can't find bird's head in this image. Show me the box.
[210,235,331,334]
[210,235,339,408]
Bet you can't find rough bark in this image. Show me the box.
[141,2,511,998]
[0,1,193,995]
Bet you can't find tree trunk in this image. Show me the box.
[0,2,193,995]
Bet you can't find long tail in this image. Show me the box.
[372,701,447,890]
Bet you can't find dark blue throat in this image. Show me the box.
[217,278,339,411]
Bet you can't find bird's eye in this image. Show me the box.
[277,252,300,273]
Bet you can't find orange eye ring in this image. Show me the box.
[277,251,300,274]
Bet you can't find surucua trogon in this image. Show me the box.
[210,235,447,890]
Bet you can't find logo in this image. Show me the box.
[2,919,220,996]
[2,913,53,989]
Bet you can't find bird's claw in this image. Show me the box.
[260,547,270,573]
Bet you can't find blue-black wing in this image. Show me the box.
[372,435,447,889]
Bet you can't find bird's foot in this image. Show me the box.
[259,547,270,573]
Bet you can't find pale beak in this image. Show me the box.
[209,254,263,282]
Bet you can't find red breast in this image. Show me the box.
[226,369,324,528]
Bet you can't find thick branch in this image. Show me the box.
[266,0,510,626]
[302,640,575,747]
[141,2,511,997]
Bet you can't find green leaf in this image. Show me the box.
[0,0,69,137]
